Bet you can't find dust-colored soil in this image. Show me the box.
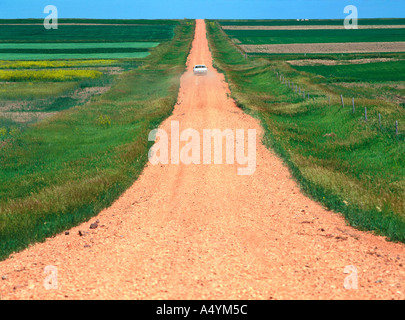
[0,111,57,123]
[241,42,405,54]
[0,20,404,300]
[71,86,111,101]
[223,25,405,30]
[287,58,403,66]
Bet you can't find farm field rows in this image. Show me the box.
[240,42,405,54]
[224,28,405,45]
[0,18,181,25]
[222,25,405,30]
[0,24,176,42]
[0,20,195,260]
[0,42,160,49]
[0,19,177,131]
[219,18,405,26]
[0,52,151,60]
[0,22,176,60]
[294,60,405,82]
[207,20,405,243]
[0,18,404,301]
[219,19,405,55]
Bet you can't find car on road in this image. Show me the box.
[193,64,208,75]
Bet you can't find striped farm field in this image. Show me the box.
[218,19,405,55]
[293,60,405,82]
[0,52,151,60]
[218,18,405,26]
[222,25,405,30]
[0,23,171,60]
[0,59,119,69]
[0,24,175,42]
[241,42,405,54]
[224,28,405,45]
[0,42,160,49]
[0,69,103,81]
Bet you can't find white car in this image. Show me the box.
[193,64,208,75]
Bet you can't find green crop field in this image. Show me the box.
[0,18,181,25]
[219,18,405,26]
[0,20,176,131]
[0,24,175,42]
[294,60,405,82]
[207,20,405,243]
[0,59,120,69]
[0,42,160,49]
[0,69,103,81]
[224,28,405,45]
[0,82,79,100]
[0,20,176,130]
[0,23,168,60]
[0,20,195,260]
[0,52,151,60]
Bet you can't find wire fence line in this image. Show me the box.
[273,69,402,139]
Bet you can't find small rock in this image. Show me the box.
[84,244,91,248]
[78,230,88,237]
[335,235,348,241]
[2,275,8,280]
[65,231,70,235]
[90,223,98,229]
[376,279,383,284]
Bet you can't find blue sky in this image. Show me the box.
[0,0,404,19]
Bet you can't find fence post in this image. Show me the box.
[379,113,382,128]
[365,107,367,121]
[352,98,355,113]
[340,95,344,108]
[396,120,399,135]
[328,96,330,106]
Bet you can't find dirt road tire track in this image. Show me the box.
[0,20,404,300]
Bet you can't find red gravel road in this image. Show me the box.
[0,19,404,300]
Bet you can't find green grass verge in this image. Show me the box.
[0,82,79,100]
[225,28,405,45]
[206,20,405,243]
[0,21,195,261]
